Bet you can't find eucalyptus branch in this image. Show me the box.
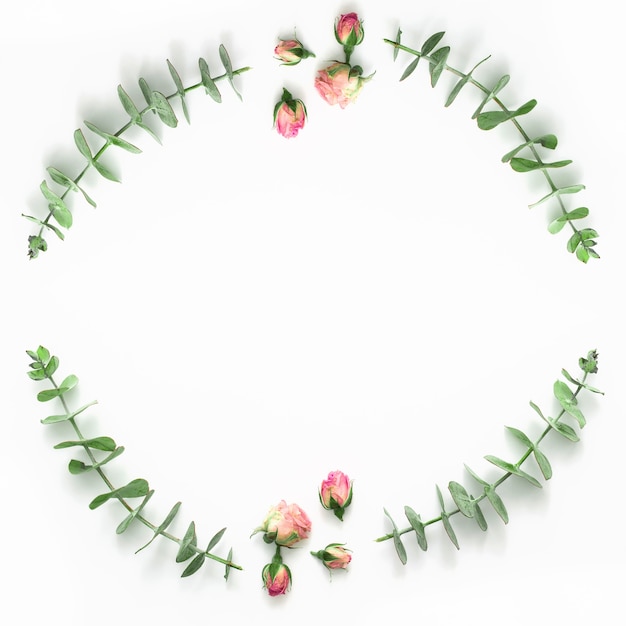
[25,45,251,259]
[26,345,242,579]
[384,32,598,263]
[375,350,602,564]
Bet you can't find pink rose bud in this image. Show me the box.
[314,62,373,109]
[273,88,307,138]
[335,13,364,48]
[262,558,292,596]
[252,500,312,547]
[274,38,315,66]
[319,470,353,520]
[311,543,352,571]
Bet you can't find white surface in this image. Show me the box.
[2,1,623,624]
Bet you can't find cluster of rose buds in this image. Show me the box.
[253,470,353,597]
[273,12,372,138]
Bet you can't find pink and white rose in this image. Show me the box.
[314,62,372,109]
[253,500,312,547]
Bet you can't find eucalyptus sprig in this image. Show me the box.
[26,345,241,580]
[24,45,251,259]
[385,31,598,262]
[375,350,602,563]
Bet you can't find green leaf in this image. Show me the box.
[136,501,182,553]
[89,478,150,509]
[41,399,97,424]
[91,446,125,469]
[542,415,580,442]
[548,207,590,234]
[501,134,558,162]
[219,44,242,100]
[399,56,420,82]
[510,158,572,173]
[27,368,47,381]
[567,231,582,253]
[176,521,198,563]
[484,455,542,488]
[47,166,79,192]
[117,84,141,122]
[92,159,120,183]
[529,184,585,209]
[224,547,233,581]
[404,506,427,551]
[54,436,116,451]
[384,508,407,564]
[206,527,227,553]
[421,31,445,55]
[477,99,537,130]
[37,388,67,402]
[68,459,90,474]
[138,77,154,110]
[472,499,488,531]
[448,481,474,518]
[116,490,155,534]
[74,128,92,160]
[60,374,79,391]
[579,228,599,241]
[68,448,123,474]
[137,121,162,144]
[44,355,59,377]
[52,205,73,229]
[445,55,490,107]
[485,486,509,524]
[533,447,552,480]
[429,46,450,87]
[505,425,533,448]
[553,380,586,428]
[561,368,603,395]
[464,464,488,486]
[472,74,510,119]
[36,346,50,363]
[199,58,222,103]
[84,121,142,154]
[167,60,190,124]
[441,513,460,549]
[436,484,446,511]
[181,553,206,577]
[392,28,402,60]
[151,91,178,128]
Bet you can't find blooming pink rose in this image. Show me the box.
[314,62,371,109]
[335,12,364,47]
[319,470,353,520]
[262,560,291,596]
[273,88,307,138]
[311,543,352,571]
[253,500,312,547]
[274,38,315,66]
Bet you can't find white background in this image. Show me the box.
[1,1,623,624]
